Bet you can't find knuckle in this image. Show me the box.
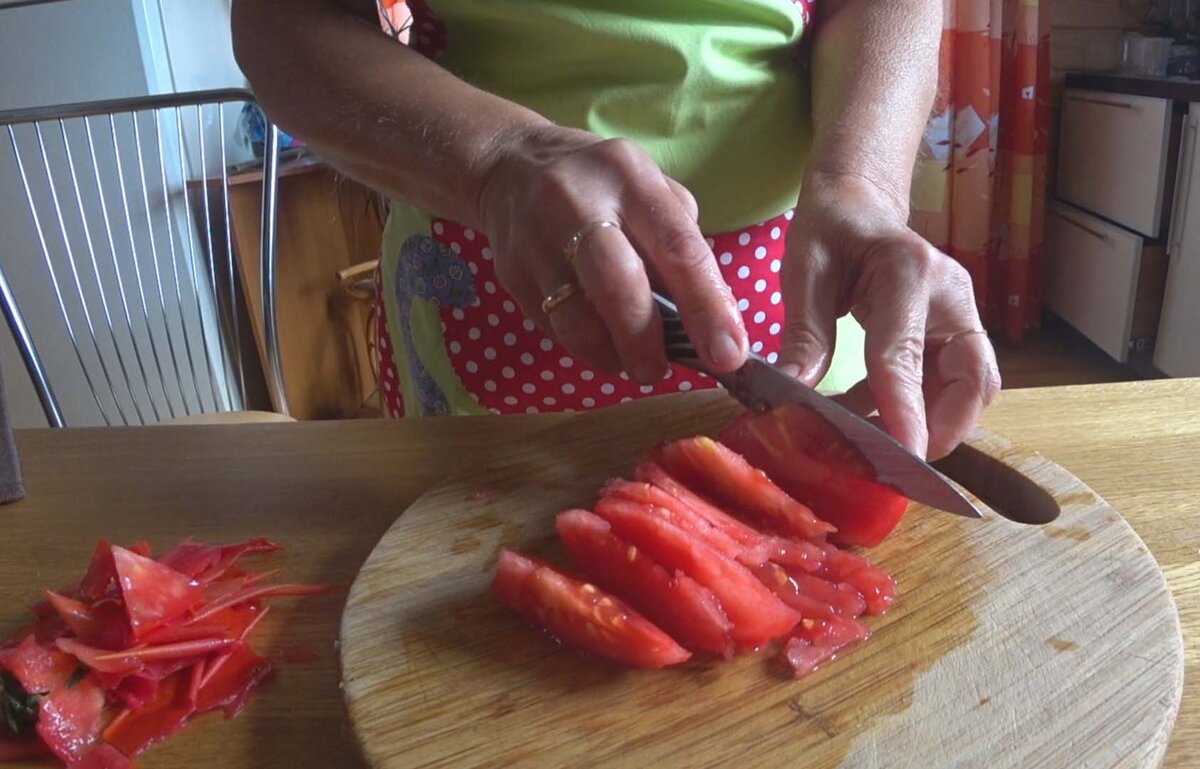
[597,138,646,170]
[653,227,711,271]
[881,334,925,379]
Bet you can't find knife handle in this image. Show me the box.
[652,292,707,372]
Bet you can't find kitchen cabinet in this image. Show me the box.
[1158,103,1200,376]
[1048,73,1200,374]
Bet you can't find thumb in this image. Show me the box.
[777,244,839,387]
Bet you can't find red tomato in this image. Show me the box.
[1,634,77,693]
[491,549,690,669]
[791,615,872,648]
[719,405,910,547]
[109,546,204,640]
[788,572,865,618]
[102,669,193,758]
[593,498,800,648]
[631,462,827,573]
[815,543,897,616]
[781,638,840,677]
[36,675,106,763]
[652,437,835,540]
[601,479,748,561]
[62,743,130,769]
[194,643,272,717]
[158,538,281,582]
[750,562,842,621]
[556,509,734,658]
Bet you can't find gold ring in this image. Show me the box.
[541,282,579,315]
[564,220,620,266]
[936,329,989,345]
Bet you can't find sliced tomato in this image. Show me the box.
[750,562,842,620]
[36,674,107,763]
[491,549,690,669]
[788,572,866,618]
[158,538,281,582]
[188,582,334,624]
[142,603,266,646]
[781,614,872,678]
[815,543,897,616]
[652,437,835,540]
[65,742,131,769]
[0,634,76,693]
[781,637,840,678]
[56,637,235,676]
[78,540,118,602]
[194,643,272,717]
[719,405,910,547]
[602,479,748,561]
[109,546,203,640]
[556,509,734,657]
[102,669,193,758]
[631,462,827,572]
[593,498,800,648]
[791,615,872,648]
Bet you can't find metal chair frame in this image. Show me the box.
[0,88,289,426]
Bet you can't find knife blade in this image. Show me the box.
[652,292,982,519]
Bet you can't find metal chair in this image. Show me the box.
[0,89,289,426]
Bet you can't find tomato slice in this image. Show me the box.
[492,549,690,669]
[101,669,193,758]
[158,538,282,582]
[781,614,872,678]
[194,643,272,717]
[719,405,911,547]
[36,674,106,763]
[601,480,749,561]
[750,562,841,620]
[814,543,897,616]
[56,637,236,675]
[64,742,131,769]
[109,546,203,640]
[1,635,77,693]
[631,462,827,572]
[652,437,835,540]
[556,509,734,658]
[593,498,800,648]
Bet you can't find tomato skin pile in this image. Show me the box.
[0,538,333,768]
[492,409,902,678]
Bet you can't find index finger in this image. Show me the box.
[858,245,933,458]
[621,183,748,374]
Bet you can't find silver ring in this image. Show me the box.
[564,220,620,266]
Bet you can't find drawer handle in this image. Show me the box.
[1055,211,1111,243]
[1170,120,1198,255]
[1067,95,1137,110]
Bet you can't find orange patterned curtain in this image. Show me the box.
[911,0,1051,344]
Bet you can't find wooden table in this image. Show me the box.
[0,380,1195,768]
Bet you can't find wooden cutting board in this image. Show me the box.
[339,391,1184,769]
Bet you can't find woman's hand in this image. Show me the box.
[474,125,748,383]
[778,174,1002,461]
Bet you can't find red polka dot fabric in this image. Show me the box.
[375,212,795,417]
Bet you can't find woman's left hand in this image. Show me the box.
[777,173,1002,461]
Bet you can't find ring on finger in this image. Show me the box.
[541,281,580,315]
[564,219,620,266]
[934,328,989,346]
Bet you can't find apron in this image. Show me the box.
[373,0,866,417]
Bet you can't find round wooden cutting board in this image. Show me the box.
[340,392,1184,769]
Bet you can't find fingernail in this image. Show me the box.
[707,332,743,371]
[777,362,801,379]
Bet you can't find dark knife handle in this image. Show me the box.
[652,292,706,372]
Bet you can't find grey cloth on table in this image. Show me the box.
[0,361,25,504]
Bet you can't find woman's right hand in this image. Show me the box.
[474,125,749,383]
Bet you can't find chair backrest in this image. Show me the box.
[0,89,288,426]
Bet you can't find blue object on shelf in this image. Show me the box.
[240,104,301,158]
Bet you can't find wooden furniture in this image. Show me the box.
[1051,72,1200,377]
[341,402,1181,768]
[218,153,385,420]
[0,379,1195,768]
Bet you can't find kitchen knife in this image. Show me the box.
[652,292,983,519]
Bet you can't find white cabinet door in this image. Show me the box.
[1057,89,1172,237]
[1157,105,1200,376]
[1045,202,1145,362]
